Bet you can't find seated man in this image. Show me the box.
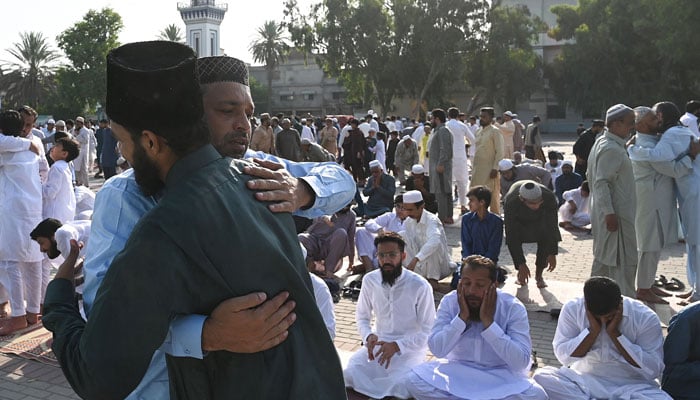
[405,164,438,214]
[353,195,407,274]
[499,158,552,199]
[461,185,503,263]
[363,159,397,218]
[558,181,591,231]
[545,150,564,183]
[662,302,700,399]
[534,277,670,400]
[504,180,561,288]
[406,255,547,400]
[402,190,454,291]
[554,161,583,205]
[344,232,435,400]
[299,203,356,276]
[301,137,331,162]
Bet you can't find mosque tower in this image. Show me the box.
[178,0,228,57]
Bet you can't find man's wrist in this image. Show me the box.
[297,178,316,210]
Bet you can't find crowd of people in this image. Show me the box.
[1,38,699,400]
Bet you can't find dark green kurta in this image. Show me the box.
[43,145,346,400]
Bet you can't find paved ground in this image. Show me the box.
[0,132,690,399]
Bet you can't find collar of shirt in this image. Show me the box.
[165,144,221,189]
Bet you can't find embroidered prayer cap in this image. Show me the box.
[301,138,311,145]
[605,104,633,125]
[562,160,574,168]
[634,106,653,125]
[411,164,425,174]
[498,159,514,171]
[369,160,382,169]
[519,181,542,201]
[197,56,249,86]
[106,41,202,131]
[55,120,66,127]
[592,119,605,127]
[75,116,85,123]
[403,190,423,204]
[503,111,515,117]
[47,119,55,125]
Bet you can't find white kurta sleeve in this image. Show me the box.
[590,148,623,216]
[43,165,64,202]
[0,135,31,152]
[365,213,391,233]
[552,300,591,366]
[356,275,375,342]
[395,281,435,354]
[627,131,686,162]
[414,217,444,261]
[480,300,532,372]
[614,310,665,380]
[428,294,467,358]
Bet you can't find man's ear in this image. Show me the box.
[140,130,167,156]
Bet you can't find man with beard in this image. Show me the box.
[250,112,275,154]
[588,104,638,298]
[344,232,435,400]
[275,117,302,161]
[75,53,354,399]
[629,106,692,305]
[42,41,346,399]
[573,119,605,179]
[429,108,454,224]
[627,101,700,304]
[406,255,546,400]
[554,161,583,205]
[472,107,504,213]
[353,195,407,274]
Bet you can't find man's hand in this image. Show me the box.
[489,169,498,179]
[54,239,82,281]
[689,138,700,159]
[479,283,497,328]
[605,302,623,338]
[373,173,381,188]
[625,135,636,147]
[201,291,296,353]
[517,264,530,285]
[406,257,419,271]
[365,333,379,360]
[321,215,334,227]
[457,281,470,323]
[436,164,445,174]
[29,141,41,155]
[375,341,400,369]
[568,200,577,215]
[245,159,314,213]
[604,214,618,232]
[546,255,557,272]
[585,306,602,336]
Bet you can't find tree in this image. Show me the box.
[0,31,60,109]
[158,24,184,42]
[52,7,123,116]
[249,20,289,114]
[546,0,700,114]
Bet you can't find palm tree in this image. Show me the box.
[249,21,289,113]
[1,31,60,109]
[158,24,183,42]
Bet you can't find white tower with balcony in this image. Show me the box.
[178,0,228,57]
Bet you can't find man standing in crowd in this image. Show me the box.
[428,108,454,224]
[275,118,302,162]
[446,107,471,215]
[588,104,637,297]
[472,107,504,213]
[250,112,275,154]
[524,115,544,163]
[72,116,91,186]
[680,99,700,137]
[573,119,605,179]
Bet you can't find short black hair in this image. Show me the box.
[686,100,700,114]
[533,115,541,122]
[466,185,492,208]
[460,255,498,282]
[584,276,622,316]
[394,194,403,205]
[55,138,80,162]
[30,218,62,240]
[432,108,447,124]
[581,180,589,192]
[447,107,460,119]
[374,231,405,252]
[0,110,24,136]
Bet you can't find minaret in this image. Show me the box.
[178,0,228,57]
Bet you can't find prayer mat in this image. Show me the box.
[0,322,57,366]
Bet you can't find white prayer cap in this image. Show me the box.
[47,119,55,124]
[605,104,633,124]
[75,116,85,123]
[55,120,66,127]
[411,164,425,174]
[332,118,338,123]
[562,160,573,167]
[503,111,515,117]
[369,128,376,133]
[369,160,381,169]
[301,138,311,145]
[634,106,653,124]
[301,118,307,123]
[498,159,514,171]
[403,190,423,204]
[519,181,542,201]
[367,109,374,115]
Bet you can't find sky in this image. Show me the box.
[0,0,314,67]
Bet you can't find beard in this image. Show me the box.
[465,295,482,321]
[380,261,403,286]
[46,240,61,259]
[479,119,490,127]
[212,129,249,159]
[132,141,165,197]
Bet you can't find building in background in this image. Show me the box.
[178,0,227,57]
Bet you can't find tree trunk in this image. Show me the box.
[266,65,273,114]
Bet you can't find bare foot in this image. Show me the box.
[678,298,698,306]
[0,316,28,336]
[536,278,548,289]
[636,289,669,304]
[26,312,40,325]
[0,302,8,319]
[677,290,695,299]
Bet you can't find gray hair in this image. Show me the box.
[634,106,653,125]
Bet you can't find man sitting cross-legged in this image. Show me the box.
[299,203,356,277]
[558,181,591,231]
[406,255,547,400]
[533,276,671,400]
[352,195,407,274]
[344,232,435,400]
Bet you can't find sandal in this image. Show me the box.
[653,275,668,288]
[665,277,686,291]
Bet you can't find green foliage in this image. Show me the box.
[547,0,700,114]
[249,20,290,113]
[158,24,184,42]
[249,76,268,113]
[0,31,61,110]
[51,7,123,116]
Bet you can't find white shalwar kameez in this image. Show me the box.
[41,220,91,301]
[407,290,546,400]
[404,210,453,281]
[309,272,336,339]
[533,297,670,400]
[558,188,590,227]
[42,160,76,222]
[344,268,435,399]
[627,125,700,301]
[355,211,405,269]
[0,141,43,316]
[446,119,470,208]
